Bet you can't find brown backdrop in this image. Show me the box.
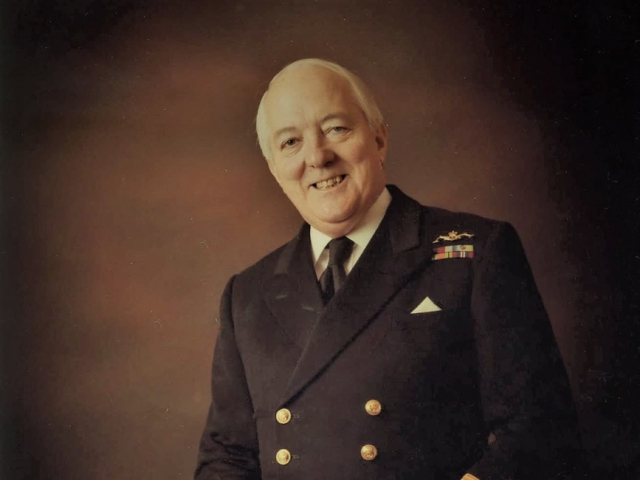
[2,1,637,479]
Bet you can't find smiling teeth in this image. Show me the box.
[315,176,344,190]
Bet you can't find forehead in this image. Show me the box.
[263,66,360,133]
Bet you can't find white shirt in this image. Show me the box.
[310,188,392,279]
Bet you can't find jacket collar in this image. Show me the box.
[262,225,324,350]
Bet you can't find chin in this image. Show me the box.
[311,209,353,225]
[307,212,361,236]
[314,198,359,219]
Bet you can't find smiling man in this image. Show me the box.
[195,59,580,480]
[259,64,388,239]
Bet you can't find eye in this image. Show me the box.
[324,126,350,139]
[281,138,298,149]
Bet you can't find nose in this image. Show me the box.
[304,137,335,168]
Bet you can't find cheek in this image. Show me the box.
[351,147,379,176]
[349,140,377,164]
[272,158,304,183]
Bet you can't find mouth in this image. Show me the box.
[312,175,346,190]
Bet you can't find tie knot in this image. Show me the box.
[327,237,354,267]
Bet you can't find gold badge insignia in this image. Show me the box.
[432,230,474,244]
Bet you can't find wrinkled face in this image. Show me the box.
[262,66,388,238]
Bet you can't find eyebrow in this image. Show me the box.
[319,112,349,124]
[271,112,351,140]
[272,126,298,140]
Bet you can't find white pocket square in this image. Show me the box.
[411,296,442,314]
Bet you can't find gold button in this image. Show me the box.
[276,449,291,465]
[364,399,382,416]
[360,444,378,461]
[276,408,292,424]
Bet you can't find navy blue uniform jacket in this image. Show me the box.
[195,186,580,480]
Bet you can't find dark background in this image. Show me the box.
[1,1,638,479]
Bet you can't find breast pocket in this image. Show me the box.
[392,309,473,355]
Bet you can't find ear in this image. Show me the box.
[374,123,388,158]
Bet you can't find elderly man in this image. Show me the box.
[195,59,580,480]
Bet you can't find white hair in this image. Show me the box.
[255,58,384,161]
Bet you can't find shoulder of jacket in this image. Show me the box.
[421,204,507,238]
[389,186,506,236]
[235,241,289,278]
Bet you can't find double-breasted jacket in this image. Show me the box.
[195,186,579,480]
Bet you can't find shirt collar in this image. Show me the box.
[310,187,392,264]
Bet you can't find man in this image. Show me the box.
[195,59,580,480]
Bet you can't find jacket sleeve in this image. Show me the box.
[195,276,261,480]
[465,222,581,480]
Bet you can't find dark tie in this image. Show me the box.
[319,236,354,304]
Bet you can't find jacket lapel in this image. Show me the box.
[262,226,325,350]
[280,188,436,405]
